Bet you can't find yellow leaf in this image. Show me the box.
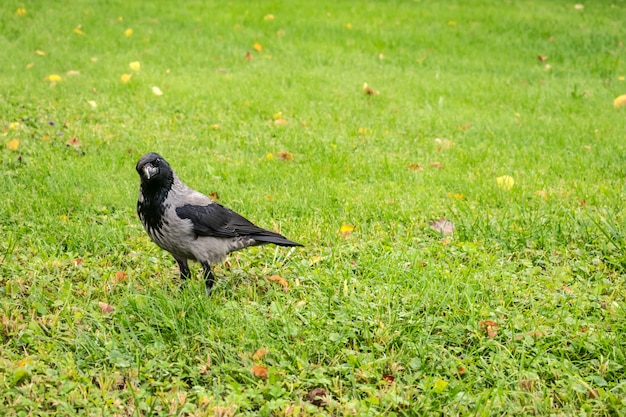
[152,86,163,96]
[251,365,268,379]
[433,379,448,393]
[273,112,283,120]
[266,153,274,160]
[6,139,19,151]
[210,124,219,129]
[120,73,132,83]
[252,348,269,361]
[87,100,97,108]
[35,50,46,56]
[267,275,289,289]
[339,224,355,237]
[124,28,133,37]
[45,74,62,82]
[129,61,141,71]
[253,42,263,52]
[16,8,27,16]
[614,94,626,108]
[496,175,514,190]
[264,14,275,21]
[73,25,85,35]
[9,122,22,130]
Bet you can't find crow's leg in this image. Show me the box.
[174,256,191,284]
[200,261,215,293]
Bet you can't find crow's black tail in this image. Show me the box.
[250,231,303,247]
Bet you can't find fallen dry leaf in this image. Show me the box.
[496,175,514,190]
[6,139,19,151]
[44,74,62,82]
[253,42,263,52]
[73,25,85,35]
[273,118,287,126]
[36,50,46,56]
[267,275,289,289]
[339,224,356,237]
[98,302,115,315]
[17,7,27,15]
[429,218,454,235]
[124,28,133,37]
[362,82,379,96]
[537,55,548,62]
[251,365,268,379]
[129,61,141,71]
[382,374,395,384]
[209,191,220,201]
[307,387,328,407]
[614,94,626,108]
[245,51,253,61]
[115,271,128,281]
[66,70,81,76]
[73,258,84,267]
[120,73,132,83]
[479,320,498,338]
[152,86,163,96]
[252,348,269,361]
[264,14,275,21]
[66,137,81,147]
[277,151,293,161]
[430,161,444,169]
[87,100,97,108]
[407,163,423,171]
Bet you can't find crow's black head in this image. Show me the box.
[136,153,174,189]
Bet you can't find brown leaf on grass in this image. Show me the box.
[339,224,356,237]
[562,285,573,294]
[267,275,289,290]
[277,151,293,161]
[113,271,128,283]
[430,161,444,169]
[245,51,253,61]
[429,218,454,235]
[382,374,395,384]
[66,137,81,147]
[251,365,268,379]
[520,380,535,391]
[273,118,287,126]
[537,55,548,62]
[73,258,84,267]
[479,320,498,338]
[209,191,220,201]
[307,387,329,407]
[457,365,467,376]
[252,348,269,361]
[407,163,423,171]
[98,302,115,315]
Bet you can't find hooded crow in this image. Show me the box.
[136,152,302,292]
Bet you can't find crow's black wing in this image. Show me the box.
[175,203,302,246]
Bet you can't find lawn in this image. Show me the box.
[1,0,626,415]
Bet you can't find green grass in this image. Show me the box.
[1,0,626,415]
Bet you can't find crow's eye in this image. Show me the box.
[154,158,161,166]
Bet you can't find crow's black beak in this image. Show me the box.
[142,164,159,180]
